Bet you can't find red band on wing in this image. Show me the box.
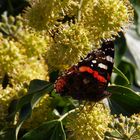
[79,66,107,83]
[79,66,94,74]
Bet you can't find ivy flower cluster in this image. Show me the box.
[66,103,112,140]
[0,15,48,86]
[105,114,140,140]
[24,0,69,30]
[81,0,133,43]
[46,23,92,71]
[24,0,133,71]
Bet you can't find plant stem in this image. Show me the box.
[77,0,84,22]
[59,108,77,121]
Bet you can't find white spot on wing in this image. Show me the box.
[92,60,97,63]
[106,55,114,63]
[91,64,94,67]
[98,63,108,70]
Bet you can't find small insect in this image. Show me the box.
[54,41,114,102]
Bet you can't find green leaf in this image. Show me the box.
[114,32,127,66]
[113,57,138,87]
[9,80,53,116]
[130,0,140,35]
[0,128,16,140]
[107,85,140,116]
[7,99,18,122]
[105,131,121,140]
[113,66,130,85]
[125,28,140,87]
[51,91,77,114]
[28,79,51,94]
[13,80,54,140]
[20,120,66,140]
[7,80,52,120]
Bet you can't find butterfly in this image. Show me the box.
[54,41,114,102]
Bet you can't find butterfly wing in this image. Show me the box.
[54,41,114,102]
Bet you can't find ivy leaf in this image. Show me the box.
[125,27,140,87]
[8,80,52,118]
[0,128,15,140]
[129,0,140,35]
[114,32,127,66]
[7,79,54,140]
[20,120,66,140]
[107,85,140,116]
[113,66,130,85]
[113,58,137,86]
[28,79,52,94]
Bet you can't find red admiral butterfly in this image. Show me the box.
[54,41,114,102]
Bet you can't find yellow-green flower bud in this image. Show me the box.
[19,28,49,58]
[0,14,23,38]
[8,16,15,25]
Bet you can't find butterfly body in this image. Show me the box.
[54,41,114,102]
